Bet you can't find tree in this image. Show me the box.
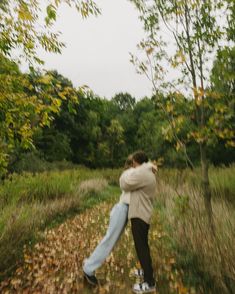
[0,0,99,63]
[207,46,235,165]
[211,47,235,98]
[136,111,161,158]
[0,56,79,176]
[130,0,235,228]
[0,1,99,177]
[112,92,136,112]
[106,119,125,167]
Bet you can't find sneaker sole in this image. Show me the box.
[132,287,156,293]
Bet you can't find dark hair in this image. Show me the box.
[124,154,133,170]
[132,150,148,164]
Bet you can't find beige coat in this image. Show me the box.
[119,162,156,224]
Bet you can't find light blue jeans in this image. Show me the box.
[83,202,129,276]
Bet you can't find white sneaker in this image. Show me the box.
[132,282,156,293]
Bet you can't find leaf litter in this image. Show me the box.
[0,201,194,293]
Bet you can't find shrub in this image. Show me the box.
[10,152,48,174]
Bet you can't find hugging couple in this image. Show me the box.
[83,151,157,293]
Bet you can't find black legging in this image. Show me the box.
[131,218,154,285]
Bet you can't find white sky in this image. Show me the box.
[38,0,152,100]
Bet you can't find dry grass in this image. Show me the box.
[76,178,108,197]
[155,175,235,293]
[0,169,111,280]
[0,195,81,279]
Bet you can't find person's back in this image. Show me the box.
[120,162,156,224]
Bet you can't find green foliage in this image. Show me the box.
[0,0,99,177]
[209,47,235,148]
[10,152,49,174]
[112,92,136,111]
[35,129,72,162]
[1,54,234,174]
[211,47,235,95]
[130,0,235,224]
[18,83,233,170]
[106,119,125,166]
[0,55,78,177]
[130,0,235,156]
[0,0,99,62]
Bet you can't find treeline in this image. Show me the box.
[1,54,234,173]
[33,91,235,169]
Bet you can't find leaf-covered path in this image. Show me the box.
[0,200,192,293]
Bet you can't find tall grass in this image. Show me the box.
[155,165,235,293]
[209,165,235,204]
[0,168,120,280]
[157,164,235,205]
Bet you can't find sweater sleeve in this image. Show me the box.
[144,161,158,173]
[119,168,144,192]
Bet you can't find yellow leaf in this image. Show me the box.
[39,75,52,84]
[146,47,154,55]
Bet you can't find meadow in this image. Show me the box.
[0,165,234,293]
[0,167,121,279]
[155,166,235,293]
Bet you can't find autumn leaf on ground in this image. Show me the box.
[0,200,189,293]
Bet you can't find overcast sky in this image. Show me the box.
[38,0,152,100]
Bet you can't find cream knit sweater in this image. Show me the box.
[119,162,157,224]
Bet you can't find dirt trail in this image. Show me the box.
[0,201,192,293]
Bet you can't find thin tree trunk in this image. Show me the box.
[200,143,214,232]
[184,2,214,231]
[195,11,214,232]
